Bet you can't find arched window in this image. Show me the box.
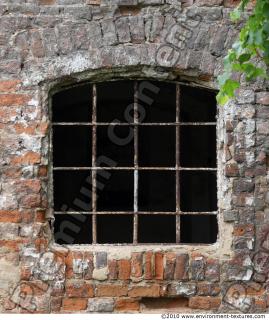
[51,81,218,245]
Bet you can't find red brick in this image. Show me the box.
[256,92,269,105]
[39,0,56,4]
[118,259,131,280]
[20,194,41,208]
[96,284,128,297]
[65,252,74,279]
[0,210,21,223]
[189,296,221,310]
[128,285,160,298]
[84,252,94,280]
[197,283,221,296]
[155,252,164,280]
[21,281,48,296]
[115,298,140,312]
[38,165,48,177]
[224,0,255,9]
[0,80,21,93]
[164,252,176,280]
[51,297,62,313]
[131,253,143,278]
[225,163,239,177]
[0,239,27,252]
[11,151,41,165]
[144,251,154,280]
[108,259,118,280]
[62,298,88,311]
[233,224,254,237]
[66,280,94,298]
[35,210,46,223]
[175,254,189,280]
[15,179,41,194]
[0,94,30,106]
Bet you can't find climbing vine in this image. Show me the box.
[217,0,269,105]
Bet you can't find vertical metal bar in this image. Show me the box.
[176,84,181,244]
[92,84,97,244]
[133,81,138,245]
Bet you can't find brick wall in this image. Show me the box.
[0,0,269,314]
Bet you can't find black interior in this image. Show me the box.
[180,214,218,244]
[97,81,134,123]
[52,84,92,123]
[96,170,134,211]
[53,170,92,211]
[180,171,217,212]
[138,81,176,123]
[138,214,176,243]
[180,126,216,168]
[138,170,176,211]
[180,85,216,122]
[54,214,92,244]
[53,126,92,167]
[139,126,176,167]
[97,214,133,243]
[97,125,134,166]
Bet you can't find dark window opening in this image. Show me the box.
[138,215,176,243]
[97,214,133,244]
[181,214,218,244]
[138,171,176,212]
[54,214,92,245]
[52,81,217,245]
[139,126,176,167]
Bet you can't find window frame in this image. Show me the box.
[49,80,219,246]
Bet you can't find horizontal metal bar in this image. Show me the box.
[53,167,217,171]
[54,211,218,215]
[65,242,215,246]
[52,122,217,126]
[180,122,216,126]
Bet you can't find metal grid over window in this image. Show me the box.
[52,81,218,245]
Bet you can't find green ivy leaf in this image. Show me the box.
[218,0,269,106]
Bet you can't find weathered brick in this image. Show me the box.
[0,80,21,93]
[115,298,140,312]
[191,256,205,281]
[131,253,143,279]
[256,92,269,105]
[118,259,131,280]
[144,251,154,280]
[11,152,41,166]
[175,254,189,280]
[96,284,128,297]
[128,285,160,298]
[164,252,176,280]
[154,252,164,280]
[197,283,221,296]
[0,210,21,223]
[87,298,114,312]
[0,94,30,106]
[225,163,239,177]
[66,280,94,298]
[189,296,221,310]
[108,259,118,280]
[62,298,88,311]
[205,259,220,282]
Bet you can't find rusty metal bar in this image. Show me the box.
[52,122,216,126]
[176,84,181,244]
[53,167,217,171]
[133,81,138,245]
[54,211,218,215]
[92,84,97,244]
